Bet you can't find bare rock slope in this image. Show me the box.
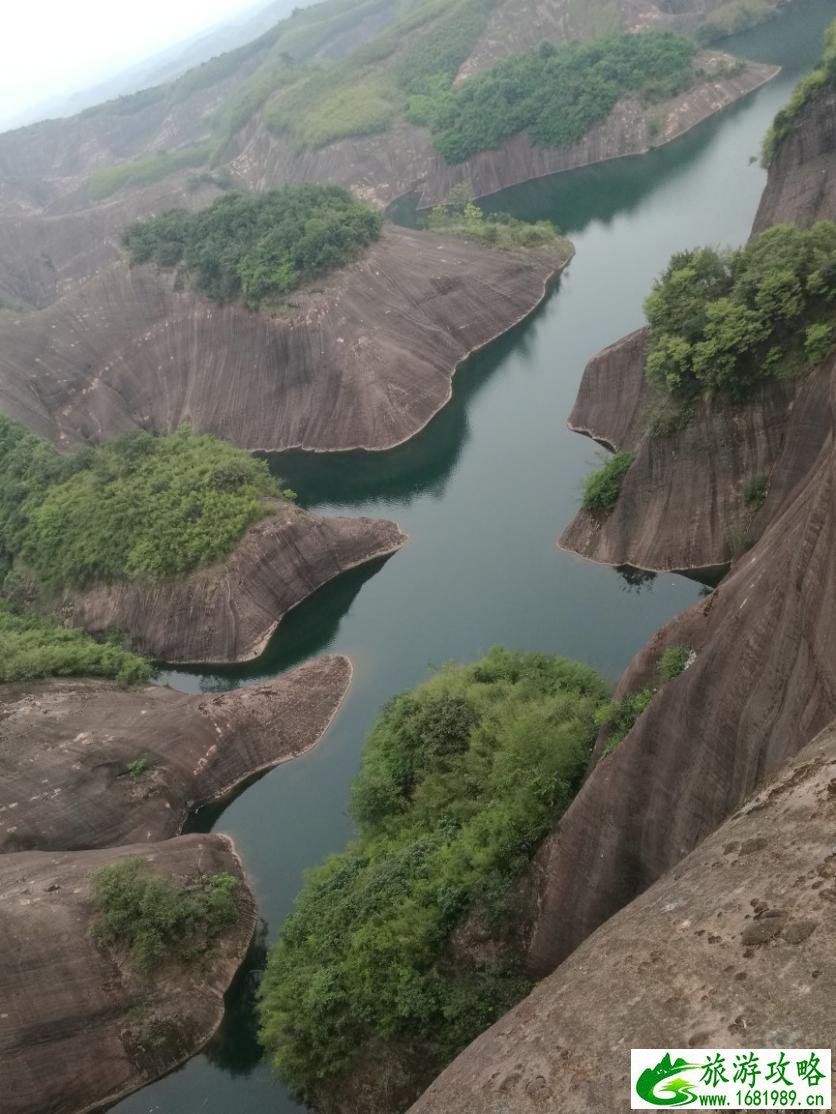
[0,226,570,453]
[0,655,351,852]
[0,833,255,1114]
[525,83,836,972]
[410,721,836,1114]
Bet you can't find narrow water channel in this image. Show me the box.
[117,5,835,1109]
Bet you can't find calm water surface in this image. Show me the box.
[117,6,835,1109]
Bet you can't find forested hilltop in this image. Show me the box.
[0,420,294,677]
[258,649,610,1112]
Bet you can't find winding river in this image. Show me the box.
[116,5,835,1110]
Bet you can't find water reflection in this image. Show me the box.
[265,276,564,512]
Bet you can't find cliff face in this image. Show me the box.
[559,328,799,572]
[527,85,836,972]
[410,721,836,1113]
[0,226,569,453]
[0,656,350,852]
[754,84,836,232]
[35,504,405,664]
[0,833,255,1114]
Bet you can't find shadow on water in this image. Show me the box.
[202,921,270,1078]
[266,274,564,511]
[165,556,392,695]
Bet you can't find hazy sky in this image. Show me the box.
[0,0,260,121]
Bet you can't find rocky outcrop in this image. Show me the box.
[532,85,836,972]
[410,721,836,1113]
[0,226,569,452]
[0,655,351,852]
[0,833,256,1114]
[35,503,405,663]
[559,328,797,572]
[754,84,836,232]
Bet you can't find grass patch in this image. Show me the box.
[87,143,217,200]
[658,644,692,682]
[581,452,634,513]
[0,602,152,685]
[258,647,608,1105]
[90,857,238,973]
[122,186,382,309]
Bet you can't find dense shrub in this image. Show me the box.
[762,20,835,165]
[644,223,836,400]
[426,193,559,248]
[90,857,238,972]
[742,474,768,509]
[258,648,608,1103]
[123,186,382,308]
[581,452,635,513]
[658,644,692,682]
[0,603,152,685]
[0,417,276,591]
[423,32,697,164]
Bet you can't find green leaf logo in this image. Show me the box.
[636,1054,700,1106]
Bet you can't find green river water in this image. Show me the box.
[115,4,835,1109]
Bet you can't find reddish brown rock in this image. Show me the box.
[409,723,836,1114]
[0,226,569,453]
[31,503,405,664]
[0,834,256,1114]
[0,654,351,852]
[754,85,836,232]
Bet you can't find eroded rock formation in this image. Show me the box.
[0,226,570,453]
[32,503,405,663]
[529,82,836,972]
[0,655,351,852]
[410,721,836,1113]
[0,833,255,1114]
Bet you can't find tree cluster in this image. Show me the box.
[644,222,836,400]
[122,186,382,309]
[258,647,607,1106]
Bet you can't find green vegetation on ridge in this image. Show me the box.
[0,603,152,685]
[643,222,836,402]
[0,417,277,592]
[91,857,239,972]
[416,32,697,164]
[762,19,835,165]
[426,189,560,249]
[582,452,635,513]
[122,186,382,308]
[258,648,608,1104]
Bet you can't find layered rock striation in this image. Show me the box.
[410,721,836,1113]
[0,834,256,1114]
[0,226,569,454]
[0,655,351,852]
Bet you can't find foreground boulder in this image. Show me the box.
[0,833,255,1114]
[0,654,351,852]
[411,722,836,1113]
